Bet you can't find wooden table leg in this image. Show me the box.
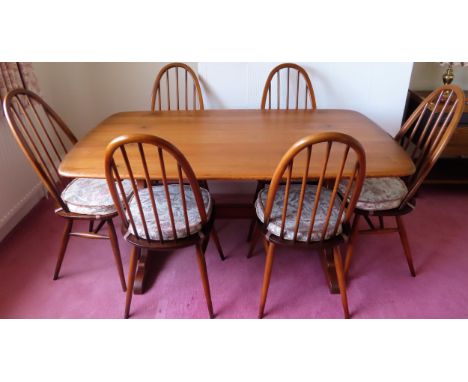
[131,235,339,296]
[133,248,149,295]
[319,248,339,294]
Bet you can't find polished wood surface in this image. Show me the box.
[261,133,366,244]
[251,63,317,238]
[407,89,468,159]
[408,90,468,113]
[3,89,126,291]
[261,63,316,110]
[253,133,366,319]
[406,89,468,183]
[4,89,77,209]
[395,85,465,206]
[151,63,204,112]
[59,109,415,180]
[104,134,220,318]
[345,85,466,281]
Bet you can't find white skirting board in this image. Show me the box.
[0,183,45,243]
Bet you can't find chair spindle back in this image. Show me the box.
[261,63,317,110]
[105,134,208,243]
[396,85,465,206]
[2,88,77,210]
[263,133,366,243]
[151,63,204,111]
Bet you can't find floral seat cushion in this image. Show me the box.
[61,178,133,217]
[127,184,212,241]
[339,177,408,211]
[255,184,343,242]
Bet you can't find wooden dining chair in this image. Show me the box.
[104,134,223,318]
[261,63,317,111]
[249,132,366,318]
[150,62,213,193]
[248,64,318,241]
[343,85,465,279]
[150,63,204,111]
[2,88,127,291]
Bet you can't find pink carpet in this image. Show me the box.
[1,185,468,318]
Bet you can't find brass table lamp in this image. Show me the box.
[440,62,466,85]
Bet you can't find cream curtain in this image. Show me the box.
[0,62,40,101]
[0,62,40,126]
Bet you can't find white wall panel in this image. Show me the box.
[199,62,413,135]
[0,119,44,242]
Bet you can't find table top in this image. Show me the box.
[59,109,415,180]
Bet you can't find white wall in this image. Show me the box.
[34,62,198,138]
[34,62,413,140]
[199,62,414,136]
[410,62,468,90]
[0,119,45,242]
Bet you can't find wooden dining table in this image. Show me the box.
[59,109,415,295]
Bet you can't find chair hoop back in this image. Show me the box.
[104,134,208,244]
[261,63,317,110]
[263,132,366,243]
[396,84,465,206]
[2,88,77,211]
[150,63,204,111]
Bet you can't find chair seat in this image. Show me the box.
[127,185,212,241]
[255,184,343,242]
[339,177,408,211]
[61,178,133,216]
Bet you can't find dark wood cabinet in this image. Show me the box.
[404,89,468,184]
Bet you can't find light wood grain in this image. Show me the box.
[58,109,415,180]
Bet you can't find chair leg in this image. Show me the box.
[344,214,361,278]
[124,247,139,319]
[247,180,265,241]
[210,228,225,261]
[199,180,209,190]
[378,216,384,229]
[262,238,270,256]
[195,243,214,318]
[395,216,416,277]
[364,214,375,230]
[247,218,257,242]
[53,219,73,280]
[93,220,106,234]
[107,219,127,292]
[258,242,275,319]
[333,246,350,319]
[247,221,260,258]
